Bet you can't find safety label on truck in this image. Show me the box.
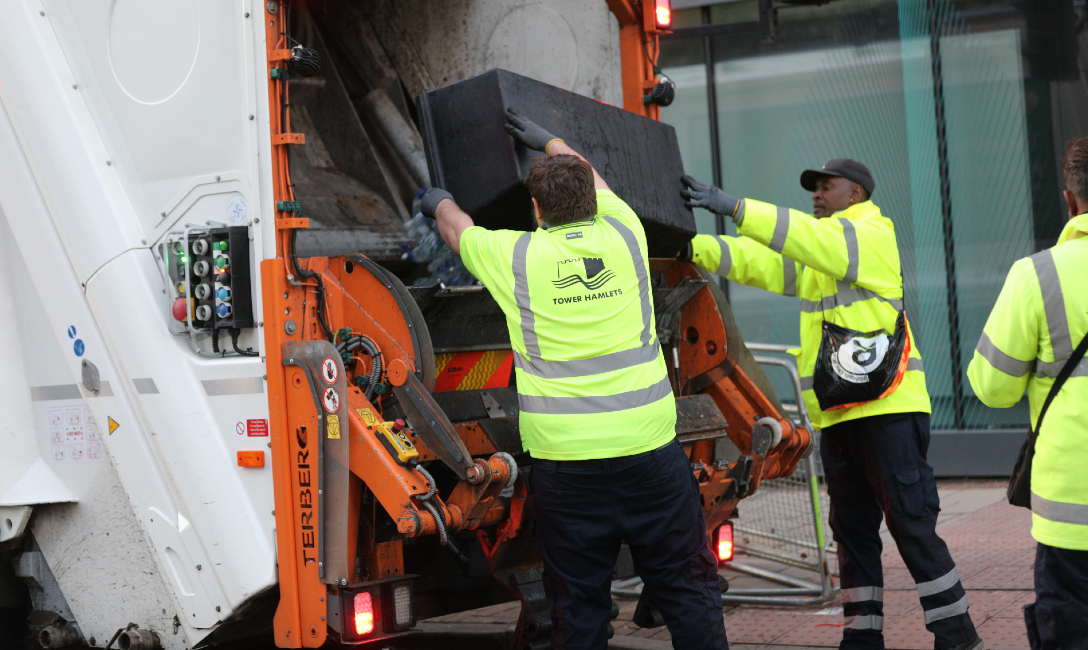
[46,403,103,463]
[323,387,339,412]
[321,357,338,384]
[247,419,269,437]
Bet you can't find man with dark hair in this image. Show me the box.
[419,109,728,650]
[679,162,982,650]
[969,137,1088,649]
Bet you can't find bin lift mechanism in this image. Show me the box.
[258,2,811,647]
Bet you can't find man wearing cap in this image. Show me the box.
[679,162,982,650]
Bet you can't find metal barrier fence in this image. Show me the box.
[612,344,838,606]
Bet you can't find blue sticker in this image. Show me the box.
[73,340,85,357]
[67,326,77,339]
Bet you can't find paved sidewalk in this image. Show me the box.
[422,480,1036,649]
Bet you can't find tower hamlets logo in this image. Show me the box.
[553,257,615,291]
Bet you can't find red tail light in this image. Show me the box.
[715,523,733,563]
[354,592,375,637]
[654,0,672,29]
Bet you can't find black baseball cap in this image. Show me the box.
[800,158,875,197]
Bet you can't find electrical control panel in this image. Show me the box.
[164,226,254,333]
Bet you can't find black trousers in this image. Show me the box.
[1025,542,1088,649]
[530,439,728,650]
[820,412,977,650]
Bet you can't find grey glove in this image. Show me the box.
[681,175,742,219]
[420,188,454,219]
[504,108,559,152]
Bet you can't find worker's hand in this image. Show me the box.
[681,175,741,219]
[420,188,455,219]
[504,108,560,152]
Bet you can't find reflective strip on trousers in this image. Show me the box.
[1033,250,1073,378]
[845,615,883,630]
[923,594,970,624]
[799,358,923,391]
[976,332,1033,377]
[515,343,660,380]
[717,237,732,277]
[916,567,959,597]
[602,216,653,347]
[783,257,797,297]
[842,586,883,603]
[1032,491,1088,526]
[800,283,904,314]
[839,217,860,283]
[518,375,673,415]
[770,205,790,253]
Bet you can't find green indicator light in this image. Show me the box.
[220,241,229,251]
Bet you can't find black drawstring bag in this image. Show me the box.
[813,311,911,412]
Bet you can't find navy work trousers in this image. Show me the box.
[820,412,977,650]
[530,439,728,650]
[1024,542,1088,649]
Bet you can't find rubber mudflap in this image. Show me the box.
[416,68,697,258]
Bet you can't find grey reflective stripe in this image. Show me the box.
[916,567,960,597]
[30,384,82,401]
[1032,491,1088,526]
[512,233,540,359]
[782,257,797,297]
[976,332,1033,377]
[800,376,813,391]
[842,586,883,603]
[1033,250,1072,366]
[769,205,790,253]
[800,286,903,314]
[602,216,653,347]
[840,218,859,283]
[1035,356,1088,379]
[923,594,970,624]
[518,375,672,415]
[717,237,732,277]
[845,615,883,630]
[515,343,660,380]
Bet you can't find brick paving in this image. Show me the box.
[423,480,1037,649]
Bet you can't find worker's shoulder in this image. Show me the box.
[463,225,528,248]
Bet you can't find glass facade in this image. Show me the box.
[659,0,1088,430]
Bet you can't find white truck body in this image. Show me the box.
[0,1,621,645]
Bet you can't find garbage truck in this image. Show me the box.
[0,0,810,647]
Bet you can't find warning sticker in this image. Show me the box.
[323,387,339,412]
[247,419,269,437]
[107,416,119,435]
[47,403,103,463]
[321,357,338,384]
[356,408,379,427]
[327,414,341,439]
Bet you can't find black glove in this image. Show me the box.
[681,175,741,219]
[504,108,559,152]
[420,188,454,219]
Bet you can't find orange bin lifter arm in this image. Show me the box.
[606,0,671,120]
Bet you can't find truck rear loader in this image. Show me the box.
[0,1,811,647]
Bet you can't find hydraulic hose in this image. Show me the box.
[410,462,468,563]
[338,335,383,400]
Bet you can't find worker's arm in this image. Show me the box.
[421,188,473,255]
[504,108,609,191]
[680,177,898,293]
[689,234,801,296]
[967,261,1040,408]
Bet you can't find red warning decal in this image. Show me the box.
[321,357,338,384]
[247,419,269,437]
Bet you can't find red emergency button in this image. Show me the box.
[172,298,190,321]
[238,451,265,467]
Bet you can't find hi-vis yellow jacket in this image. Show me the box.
[691,199,930,429]
[967,214,1088,550]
